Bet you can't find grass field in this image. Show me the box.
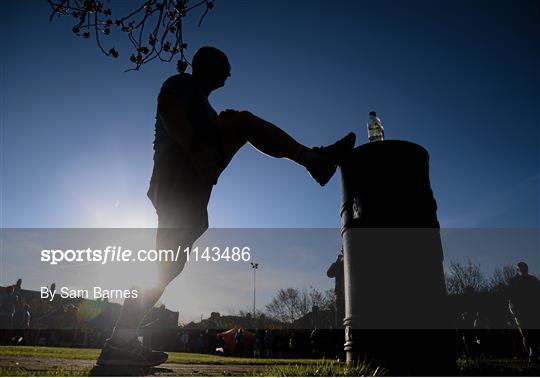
[0,362,385,377]
[2,346,539,376]
[457,357,540,376]
[0,345,321,366]
[2,346,376,376]
[0,367,88,377]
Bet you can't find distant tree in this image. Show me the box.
[265,288,301,323]
[265,287,334,323]
[445,260,488,295]
[308,287,335,311]
[47,0,216,72]
[488,264,515,292]
[324,288,336,307]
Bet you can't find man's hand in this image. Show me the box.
[191,146,222,185]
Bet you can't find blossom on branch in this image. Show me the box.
[47,0,216,72]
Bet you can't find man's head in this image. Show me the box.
[517,261,529,277]
[192,46,230,93]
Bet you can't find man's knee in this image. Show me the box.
[218,110,254,149]
[219,109,254,125]
[238,110,254,119]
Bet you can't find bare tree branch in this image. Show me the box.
[265,287,334,323]
[488,264,515,292]
[445,260,488,295]
[47,0,216,72]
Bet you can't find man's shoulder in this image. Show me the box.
[509,275,540,288]
[507,276,520,289]
[508,275,519,284]
[528,274,540,286]
[160,73,201,103]
[162,73,195,89]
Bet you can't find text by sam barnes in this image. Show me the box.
[40,286,138,301]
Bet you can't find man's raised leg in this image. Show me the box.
[217,110,355,186]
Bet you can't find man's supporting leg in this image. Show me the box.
[97,228,198,366]
[110,228,194,344]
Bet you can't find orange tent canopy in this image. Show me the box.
[217,327,254,356]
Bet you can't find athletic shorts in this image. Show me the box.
[147,144,212,240]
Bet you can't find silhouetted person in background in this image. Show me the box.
[234,328,245,357]
[310,328,321,357]
[179,330,189,352]
[327,251,345,360]
[216,334,226,355]
[1,286,17,325]
[288,333,297,358]
[97,46,355,367]
[0,286,18,343]
[195,333,205,353]
[253,330,262,358]
[15,279,22,294]
[11,303,30,345]
[264,329,274,358]
[327,251,344,329]
[508,262,540,362]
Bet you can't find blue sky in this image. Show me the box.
[1,0,539,319]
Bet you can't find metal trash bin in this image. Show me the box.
[339,140,454,374]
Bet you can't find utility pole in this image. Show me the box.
[250,262,259,319]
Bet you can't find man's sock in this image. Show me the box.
[294,146,318,167]
[110,326,137,345]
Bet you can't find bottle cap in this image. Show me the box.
[369,111,377,117]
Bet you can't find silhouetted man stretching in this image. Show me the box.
[508,261,540,362]
[97,46,355,366]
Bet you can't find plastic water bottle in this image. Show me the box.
[367,111,384,142]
